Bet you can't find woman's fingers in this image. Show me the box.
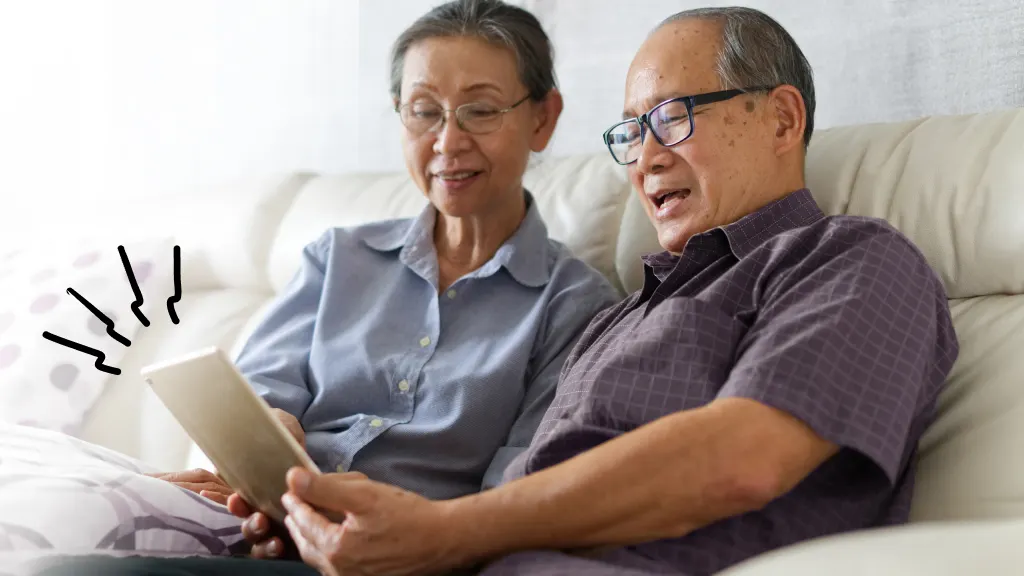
[200,490,230,505]
[250,536,285,559]
[172,481,234,496]
[227,493,254,518]
[241,512,271,543]
[149,469,223,484]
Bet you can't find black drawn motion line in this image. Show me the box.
[167,245,181,325]
[65,287,131,347]
[118,245,150,327]
[41,331,122,375]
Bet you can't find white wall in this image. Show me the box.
[0,0,361,246]
[356,0,1024,171]
[1,0,1021,247]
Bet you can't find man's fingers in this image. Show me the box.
[286,467,374,515]
[282,494,340,554]
[286,516,340,576]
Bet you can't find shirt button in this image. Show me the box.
[419,336,431,347]
[369,418,384,428]
[335,464,345,473]
[446,289,457,299]
[397,379,410,392]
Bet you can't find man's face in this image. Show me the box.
[624,20,776,254]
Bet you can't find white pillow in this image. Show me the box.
[0,237,173,435]
[0,422,245,558]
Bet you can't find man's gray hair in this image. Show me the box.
[660,7,816,147]
[389,0,557,103]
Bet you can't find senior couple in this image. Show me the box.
[57,1,958,575]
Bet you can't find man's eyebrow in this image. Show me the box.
[622,92,691,119]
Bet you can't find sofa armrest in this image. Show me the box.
[719,519,1024,575]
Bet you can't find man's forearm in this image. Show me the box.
[442,398,836,562]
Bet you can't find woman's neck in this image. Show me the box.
[433,191,527,286]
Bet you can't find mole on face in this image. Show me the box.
[745,100,756,113]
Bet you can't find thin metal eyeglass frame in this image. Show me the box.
[602,86,775,165]
[396,94,532,135]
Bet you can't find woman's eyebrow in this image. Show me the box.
[461,82,504,95]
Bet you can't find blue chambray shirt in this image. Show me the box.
[233,194,618,500]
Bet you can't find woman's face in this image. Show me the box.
[398,36,561,219]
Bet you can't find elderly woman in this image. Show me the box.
[147,0,614,541]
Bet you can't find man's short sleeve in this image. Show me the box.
[719,229,958,483]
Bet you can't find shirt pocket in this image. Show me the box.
[585,296,749,429]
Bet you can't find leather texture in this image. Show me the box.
[79,108,1024,571]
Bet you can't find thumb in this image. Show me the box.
[286,467,375,516]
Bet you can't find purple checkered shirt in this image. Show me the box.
[484,189,959,576]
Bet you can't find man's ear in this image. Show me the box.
[769,85,806,156]
[530,89,564,153]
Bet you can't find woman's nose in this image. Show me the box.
[432,115,472,156]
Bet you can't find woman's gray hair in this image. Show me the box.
[660,7,816,147]
[389,0,557,103]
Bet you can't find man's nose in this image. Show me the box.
[636,123,669,174]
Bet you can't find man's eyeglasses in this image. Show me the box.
[602,87,775,165]
[396,95,531,136]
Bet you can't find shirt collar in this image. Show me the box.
[719,188,824,258]
[640,188,825,276]
[360,191,552,288]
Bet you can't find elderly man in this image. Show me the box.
[250,7,958,576]
[41,6,958,576]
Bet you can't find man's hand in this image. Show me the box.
[280,467,464,576]
[228,471,367,560]
[272,408,305,448]
[147,469,234,505]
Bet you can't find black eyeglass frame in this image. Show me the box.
[602,86,775,165]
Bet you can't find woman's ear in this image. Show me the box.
[530,89,564,152]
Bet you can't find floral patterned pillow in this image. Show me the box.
[0,238,174,435]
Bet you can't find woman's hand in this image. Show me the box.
[280,467,466,576]
[227,493,297,559]
[147,410,302,507]
[271,408,306,448]
[147,469,234,505]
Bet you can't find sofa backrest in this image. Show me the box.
[259,108,1023,523]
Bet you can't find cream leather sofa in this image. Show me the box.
[78,108,1024,573]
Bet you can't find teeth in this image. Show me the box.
[438,171,477,181]
[655,189,687,206]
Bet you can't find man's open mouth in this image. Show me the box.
[653,188,690,208]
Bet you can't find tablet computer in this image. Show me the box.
[141,346,320,523]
